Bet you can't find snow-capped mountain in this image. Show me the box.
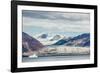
[50,35,65,41]
[35,34,65,45]
[54,33,90,47]
[37,34,48,39]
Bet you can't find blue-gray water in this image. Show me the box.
[22,55,90,62]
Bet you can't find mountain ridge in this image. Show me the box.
[54,33,90,47]
[22,32,44,56]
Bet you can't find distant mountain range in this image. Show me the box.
[22,32,44,56]
[22,32,90,57]
[54,33,90,47]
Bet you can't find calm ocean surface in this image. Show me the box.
[22,55,90,62]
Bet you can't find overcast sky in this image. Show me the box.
[22,10,90,37]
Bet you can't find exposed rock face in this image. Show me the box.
[38,34,48,39]
[54,33,90,47]
[22,32,44,56]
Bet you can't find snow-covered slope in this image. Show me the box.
[34,34,65,45]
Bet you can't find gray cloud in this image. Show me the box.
[22,10,90,33]
[22,10,90,21]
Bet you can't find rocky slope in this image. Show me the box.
[22,32,44,56]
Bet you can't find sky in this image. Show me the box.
[22,10,90,37]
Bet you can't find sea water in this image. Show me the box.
[22,55,90,62]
